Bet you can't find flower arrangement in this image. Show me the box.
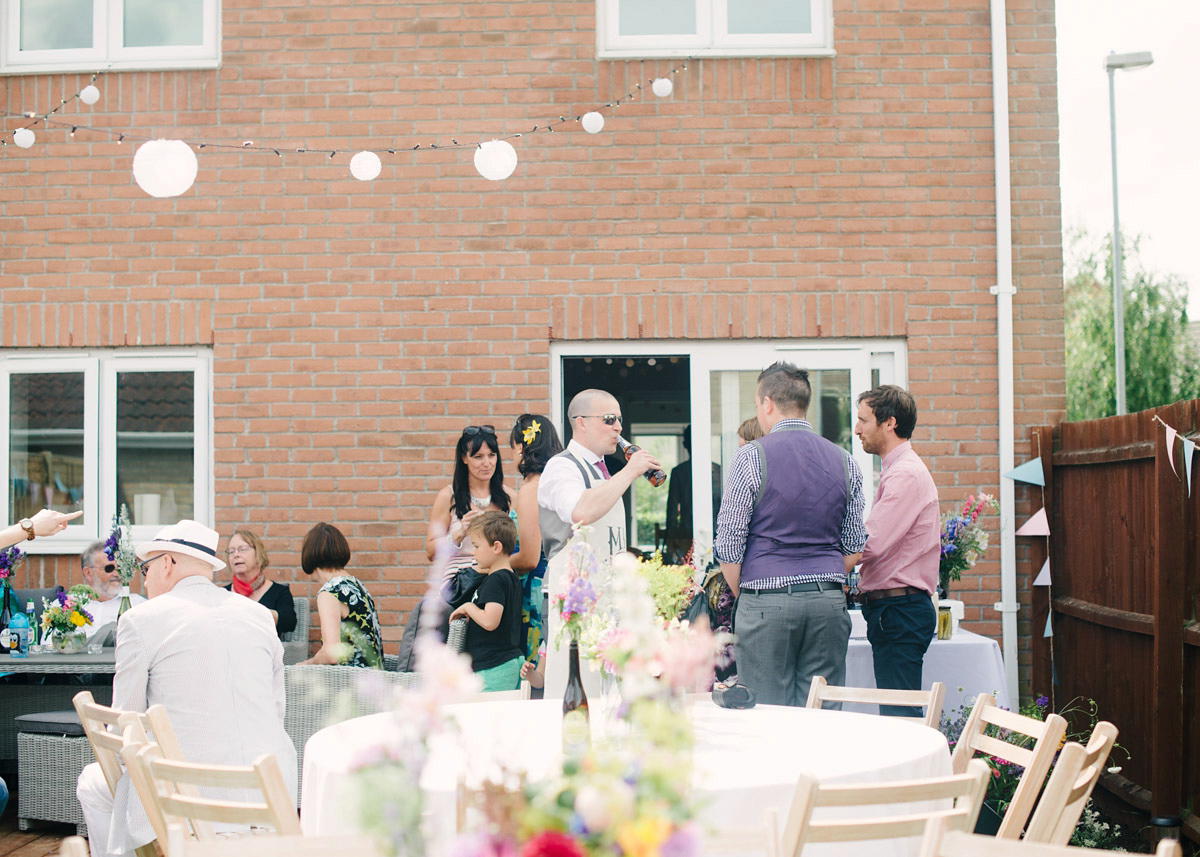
[939,492,999,592]
[553,534,600,645]
[106,504,138,585]
[0,544,24,581]
[41,588,94,637]
[633,552,703,623]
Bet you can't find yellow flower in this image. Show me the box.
[614,817,672,857]
[522,420,541,445]
[70,612,87,626]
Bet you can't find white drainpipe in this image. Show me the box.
[989,0,1020,706]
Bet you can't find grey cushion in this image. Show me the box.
[13,586,65,627]
[15,710,85,736]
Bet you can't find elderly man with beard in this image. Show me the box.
[79,540,147,627]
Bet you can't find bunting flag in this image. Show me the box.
[1165,425,1179,478]
[1015,508,1050,536]
[1003,457,1045,487]
[1044,612,1053,638]
[1184,438,1196,498]
[1032,559,1051,586]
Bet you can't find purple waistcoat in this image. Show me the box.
[740,424,851,585]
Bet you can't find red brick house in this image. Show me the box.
[0,0,1062,698]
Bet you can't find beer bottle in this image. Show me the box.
[616,438,667,487]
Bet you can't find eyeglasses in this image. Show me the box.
[226,545,253,556]
[463,425,496,437]
[137,553,168,578]
[580,414,622,426]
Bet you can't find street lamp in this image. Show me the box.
[1105,50,1153,415]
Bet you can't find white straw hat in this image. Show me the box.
[135,519,227,571]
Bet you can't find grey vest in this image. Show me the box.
[540,450,605,561]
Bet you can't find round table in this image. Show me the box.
[301,698,952,856]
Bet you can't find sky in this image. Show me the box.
[1056,0,1200,318]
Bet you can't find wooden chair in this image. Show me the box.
[59,836,90,857]
[920,826,1181,857]
[122,723,301,847]
[776,758,991,857]
[1023,722,1119,845]
[805,676,947,728]
[165,825,387,857]
[949,693,1068,839]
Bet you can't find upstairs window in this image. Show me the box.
[1,0,220,75]
[597,0,833,59]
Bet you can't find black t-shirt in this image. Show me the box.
[463,568,523,672]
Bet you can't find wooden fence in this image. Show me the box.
[1030,398,1199,842]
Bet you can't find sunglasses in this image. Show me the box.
[463,425,496,437]
[91,562,116,574]
[580,414,622,426]
[137,553,169,577]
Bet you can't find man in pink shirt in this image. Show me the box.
[854,385,941,717]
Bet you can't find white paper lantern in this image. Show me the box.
[473,139,518,181]
[13,128,35,149]
[79,85,100,106]
[132,139,198,198]
[350,150,382,181]
[651,77,674,98]
[581,111,605,134]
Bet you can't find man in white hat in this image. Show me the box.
[76,520,297,857]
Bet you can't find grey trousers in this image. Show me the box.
[734,588,851,707]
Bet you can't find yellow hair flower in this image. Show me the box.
[522,420,541,445]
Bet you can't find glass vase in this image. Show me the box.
[53,631,87,654]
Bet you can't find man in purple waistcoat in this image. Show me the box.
[715,362,866,707]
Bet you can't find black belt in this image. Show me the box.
[860,585,927,603]
[741,580,843,595]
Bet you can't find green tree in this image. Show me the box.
[1065,230,1200,420]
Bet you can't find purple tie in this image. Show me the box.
[595,458,611,480]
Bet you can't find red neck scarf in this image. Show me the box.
[232,570,265,597]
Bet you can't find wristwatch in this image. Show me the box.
[18,518,36,541]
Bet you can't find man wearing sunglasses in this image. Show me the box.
[538,388,663,699]
[79,540,147,629]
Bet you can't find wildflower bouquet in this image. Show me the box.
[41,589,94,637]
[106,504,137,585]
[634,552,703,623]
[939,492,999,593]
[553,533,600,645]
[0,544,23,582]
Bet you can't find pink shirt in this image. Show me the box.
[859,441,940,594]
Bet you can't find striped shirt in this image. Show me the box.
[714,418,867,587]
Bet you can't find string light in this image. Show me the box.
[2,61,690,191]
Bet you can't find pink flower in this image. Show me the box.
[521,831,586,857]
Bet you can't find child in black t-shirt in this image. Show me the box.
[450,511,525,691]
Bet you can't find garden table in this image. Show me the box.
[0,648,115,760]
[301,698,953,857]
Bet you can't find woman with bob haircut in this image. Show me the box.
[299,522,383,668]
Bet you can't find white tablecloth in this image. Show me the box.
[301,699,952,856]
[846,612,1011,715]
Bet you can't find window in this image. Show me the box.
[0,349,212,553]
[1,0,220,75]
[596,0,833,59]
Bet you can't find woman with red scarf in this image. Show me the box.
[223,529,297,638]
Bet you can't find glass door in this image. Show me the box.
[688,343,876,552]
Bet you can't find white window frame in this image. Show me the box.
[596,0,834,59]
[0,0,221,75]
[0,348,213,555]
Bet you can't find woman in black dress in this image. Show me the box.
[224,528,297,638]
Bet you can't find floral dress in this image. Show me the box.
[319,575,383,668]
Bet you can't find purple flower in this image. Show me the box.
[1035,695,1049,709]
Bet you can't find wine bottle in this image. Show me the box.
[616,438,667,487]
[562,640,590,757]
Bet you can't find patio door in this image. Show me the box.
[550,339,904,556]
[688,343,884,552]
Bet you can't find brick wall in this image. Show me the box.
[0,0,1063,694]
